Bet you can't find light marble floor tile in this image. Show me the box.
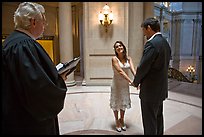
[58,84,202,135]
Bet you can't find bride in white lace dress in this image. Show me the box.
[110,41,136,132]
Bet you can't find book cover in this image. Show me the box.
[56,57,80,75]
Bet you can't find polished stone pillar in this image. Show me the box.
[128,2,144,71]
[171,19,182,70]
[193,19,202,83]
[197,19,202,83]
[144,2,154,19]
[128,2,154,79]
[58,2,76,86]
[143,2,154,44]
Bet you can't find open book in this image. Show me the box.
[56,57,80,76]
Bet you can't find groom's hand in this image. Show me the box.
[136,84,140,90]
[131,82,140,90]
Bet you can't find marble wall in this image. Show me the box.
[83,2,153,85]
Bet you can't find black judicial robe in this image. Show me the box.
[2,30,67,135]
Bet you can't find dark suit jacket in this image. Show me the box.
[133,34,171,103]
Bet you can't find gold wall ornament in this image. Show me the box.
[98,4,113,32]
[186,65,196,82]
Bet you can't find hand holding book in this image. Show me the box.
[65,66,77,77]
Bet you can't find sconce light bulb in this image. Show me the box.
[103,4,110,15]
[98,11,104,22]
[109,11,113,21]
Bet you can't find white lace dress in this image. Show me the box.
[110,57,131,111]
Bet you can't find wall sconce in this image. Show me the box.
[186,65,196,82]
[98,4,113,32]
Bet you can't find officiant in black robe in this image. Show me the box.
[2,2,68,135]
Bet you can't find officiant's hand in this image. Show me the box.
[65,66,77,77]
[60,72,68,81]
[60,66,77,80]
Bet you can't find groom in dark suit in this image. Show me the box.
[132,17,171,135]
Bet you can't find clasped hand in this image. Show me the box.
[130,82,140,90]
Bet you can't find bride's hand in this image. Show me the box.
[130,82,135,87]
[136,84,140,90]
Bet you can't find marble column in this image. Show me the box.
[171,19,182,70]
[143,2,154,48]
[128,2,154,79]
[128,2,144,72]
[58,2,76,86]
[194,19,202,83]
[144,2,154,19]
